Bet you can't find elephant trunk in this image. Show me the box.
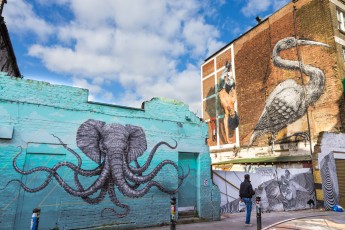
[108,154,182,198]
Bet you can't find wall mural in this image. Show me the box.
[218,61,238,144]
[203,56,238,146]
[2,119,188,217]
[320,153,339,210]
[214,168,315,214]
[249,37,330,146]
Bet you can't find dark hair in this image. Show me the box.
[244,174,250,179]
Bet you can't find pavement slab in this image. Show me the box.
[142,209,345,230]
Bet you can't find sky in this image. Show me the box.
[3,0,290,116]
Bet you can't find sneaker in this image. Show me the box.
[245,223,253,227]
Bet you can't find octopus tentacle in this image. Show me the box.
[101,178,130,218]
[0,179,52,193]
[126,159,142,189]
[128,141,177,174]
[3,161,106,194]
[12,146,103,177]
[109,150,185,198]
[7,158,108,197]
[178,164,190,180]
[81,185,108,204]
[52,160,110,197]
[118,177,185,198]
[60,134,108,204]
[124,159,188,183]
[1,148,104,193]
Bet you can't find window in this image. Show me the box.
[337,8,345,32]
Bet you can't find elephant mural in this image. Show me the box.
[2,119,188,217]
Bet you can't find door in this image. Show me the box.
[335,159,345,209]
[14,152,66,230]
[178,152,198,211]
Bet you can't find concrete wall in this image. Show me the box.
[201,0,343,162]
[0,73,220,229]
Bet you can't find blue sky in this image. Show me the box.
[4,0,289,115]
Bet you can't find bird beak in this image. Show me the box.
[297,39,330,48]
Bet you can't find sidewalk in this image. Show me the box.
[142,209,345,230]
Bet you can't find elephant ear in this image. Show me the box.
[125,124,147,163]
[76,119,106,164]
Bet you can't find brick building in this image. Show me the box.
[201,0,345,208]
[0,0,21,78]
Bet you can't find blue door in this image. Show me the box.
[178,152,198,211]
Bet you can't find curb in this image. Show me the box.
[262,214,327,230]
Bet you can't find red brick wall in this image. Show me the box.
[202,0,343,150]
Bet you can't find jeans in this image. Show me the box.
[243,197,252,224]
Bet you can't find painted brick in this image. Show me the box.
[202,59,214,78]
[0,74,220,229]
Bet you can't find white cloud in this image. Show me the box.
[241,0,290,18]
[273,0,290,11]
[36,0,69,5]
[5,0,225,116]
[183,18,221,57]
[241,0,271,17]
[3,0,54,40]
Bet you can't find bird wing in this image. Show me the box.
[254,81,304,132]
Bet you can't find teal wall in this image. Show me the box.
[0,73,220,229]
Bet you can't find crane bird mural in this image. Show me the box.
[249,37,330,146]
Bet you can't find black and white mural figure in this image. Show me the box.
[277,169,315,211]
[216,168,315,214]
[320,153,339,210]
[249,37,330,146]
[2,119,188,217]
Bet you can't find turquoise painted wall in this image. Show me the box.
[0,73,220,229]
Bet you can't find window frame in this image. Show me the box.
[337,7,345,33]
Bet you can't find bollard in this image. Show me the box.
[30,208,41,230]
[170,196,177,230]
[256,196,261,230]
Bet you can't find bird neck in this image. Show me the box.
[303,65,325,104]
[273,56,325,104]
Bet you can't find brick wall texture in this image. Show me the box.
[202,0,343,149]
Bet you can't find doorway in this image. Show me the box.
[178,152,198,212]
[335,159,345,208]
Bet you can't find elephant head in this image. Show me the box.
[76,119,183,199]
[76,119,147,164]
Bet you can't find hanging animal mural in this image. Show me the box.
[249,37,330,146]
[2,119,188,217]
[218,61,239,144]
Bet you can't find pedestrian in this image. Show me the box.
[239,174,255,227]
